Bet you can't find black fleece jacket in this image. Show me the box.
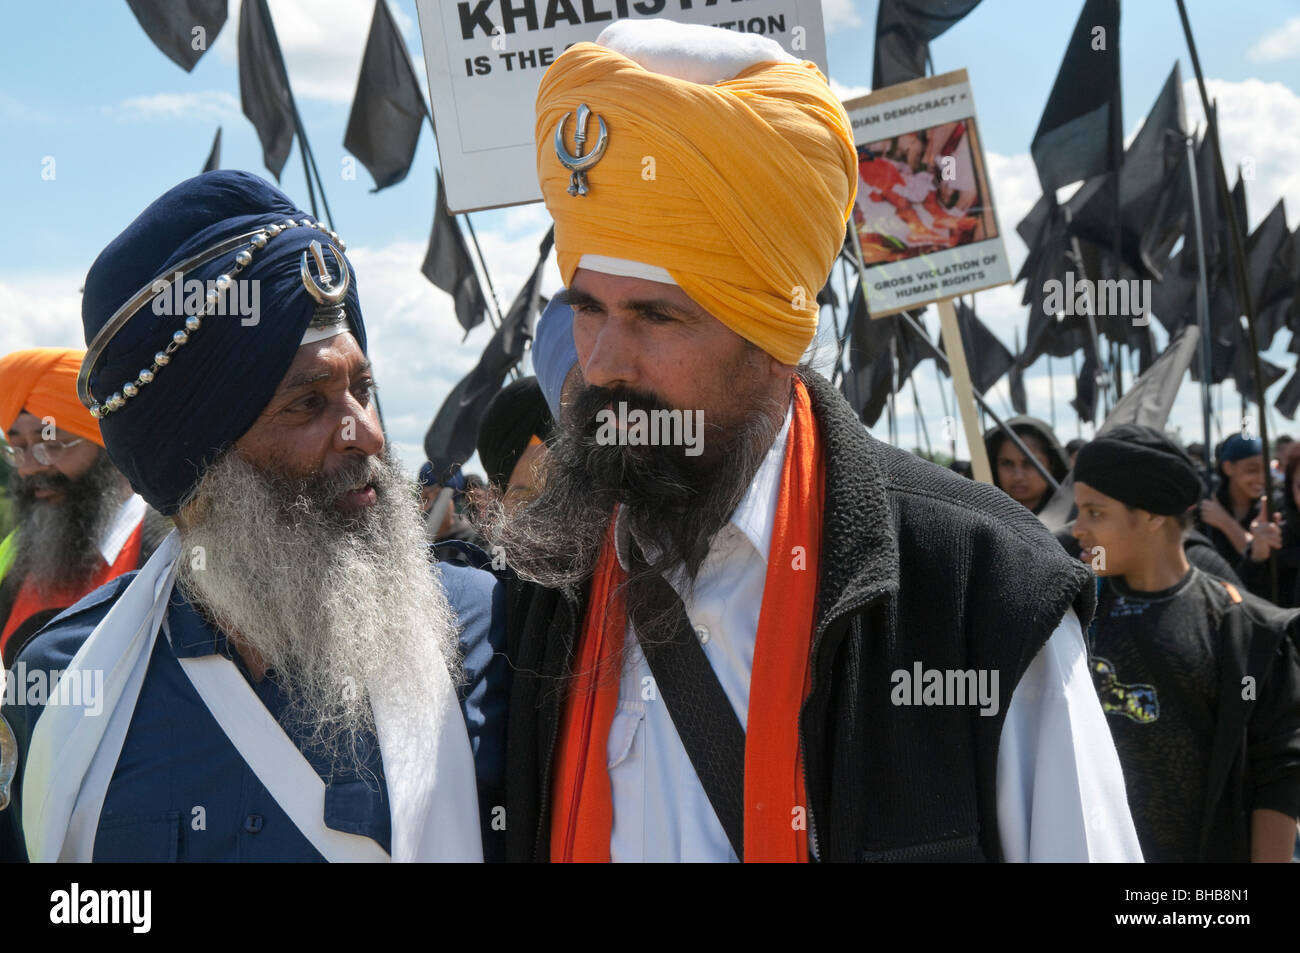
[500,371,1098,862]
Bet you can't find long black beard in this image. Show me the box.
[10,450,124,597]
[482,382,783,649]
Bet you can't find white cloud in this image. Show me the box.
[0,272,86,352]
[0,92,49,123]
[216,0,422,105]
[830,77,869,102]
[821,0,865,33]
[1247,16,1300,63]
[111,91,241,122]
[1183,77,1300,229]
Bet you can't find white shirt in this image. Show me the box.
[606,404,1142,862]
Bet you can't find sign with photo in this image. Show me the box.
[842,69,1012,317]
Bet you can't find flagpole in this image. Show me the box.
[1185,132,1216,494]
[1071,349,1082,439]
[1061,205,1114,416]
[1177,0,1277,601]
[255,0,326,226]
[1176,0,1272,495]
[842,227,1049,484]
[463,214,505,324]
[893,307,1059,491]
[1048,353,1056,429]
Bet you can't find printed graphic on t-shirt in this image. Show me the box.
[1090,656,1159,724]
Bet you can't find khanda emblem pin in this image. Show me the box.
[555,104,609,197]
[300,240,350,316]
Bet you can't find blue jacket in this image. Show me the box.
[0,553,507,862]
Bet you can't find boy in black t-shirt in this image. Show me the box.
[1072,424,1300,862]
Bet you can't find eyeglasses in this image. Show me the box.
[2,438,87,467]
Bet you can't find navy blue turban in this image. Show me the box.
[81,171,366,515]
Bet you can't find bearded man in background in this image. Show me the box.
[0,348,167,668]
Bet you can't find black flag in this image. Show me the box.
[841,282,895,428]
[1071,350,1098,424]
[1277,366,1300,421]
[126,0,226,72]
[1030,0,1121,192]
[344,0,428,191]
[1066,63,1187,279]
[424,229,554,474]
[872,0,983,88]
[1016,190,1102,367]
[238,0,295,181]
[937,300,1013,394]
[1009,328,1028,415]
[422,172,488,332]
[202,126,221,173]
[894,309,931,389]
[1245,199,1291,348]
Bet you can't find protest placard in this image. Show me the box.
[415,0,827,212]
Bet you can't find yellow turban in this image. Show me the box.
[0,347,105,446]
[535,37,857,366]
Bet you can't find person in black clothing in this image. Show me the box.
[1269,450,1300,609]
[1073,424,1300,861]
[1197,433,1283,600]
[982,416,1070,515]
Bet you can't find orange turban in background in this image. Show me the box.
[0,347,104,446]
[536,28,857,366]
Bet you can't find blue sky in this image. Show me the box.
[2,0,1298,467]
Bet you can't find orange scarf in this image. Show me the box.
[550,378,825,862]
[0,520,143,655]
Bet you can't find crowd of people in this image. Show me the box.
[0,19,1296,864]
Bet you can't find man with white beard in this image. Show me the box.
[0,171,494,862]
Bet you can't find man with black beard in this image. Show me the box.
[0,172,493,862]
[487,20,1140,862]
[0,348,166,668]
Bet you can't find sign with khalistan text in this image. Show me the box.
[415,0,828,212]
[841,69,1012,317]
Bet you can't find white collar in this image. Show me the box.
[614,397,794,572]
[98,493,146,565]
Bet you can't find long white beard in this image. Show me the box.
[176,449,462,778]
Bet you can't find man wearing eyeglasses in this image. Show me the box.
[0,347,166,668]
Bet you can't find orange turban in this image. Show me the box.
[0,348,104,446]
[536,31,857,366]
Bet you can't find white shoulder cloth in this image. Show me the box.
[22,530,482,863]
